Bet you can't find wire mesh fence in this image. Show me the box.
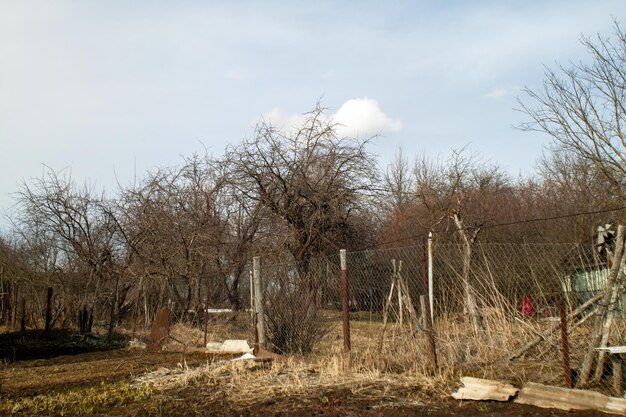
[4,232,623,386]
[254,239,624,381]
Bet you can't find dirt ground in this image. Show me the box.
[0,343,614,417]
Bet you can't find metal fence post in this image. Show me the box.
[421,241,438,374]
[253,256,266,348]
[249,269,254,318]
[559,303,572,388]
[427,232,434,323]
[203,297,208,347]
[340,249,351,353]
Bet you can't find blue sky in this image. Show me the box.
[1,1,625,228]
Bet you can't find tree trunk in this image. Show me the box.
[453,212,483,334]
[132,275,144,338]
[578,224,626,386]
[107,274,119,341]
[592,281,621,383]
[462,242,482,334]
[12,282,18,330]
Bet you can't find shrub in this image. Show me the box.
[264,289,328,354]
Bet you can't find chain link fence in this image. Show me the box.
[5,233,622,386]
[255,240,624,382]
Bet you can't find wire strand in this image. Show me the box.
[362,205,626,251]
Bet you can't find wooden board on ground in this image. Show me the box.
[451,377,518,401]
[515,382,626,415]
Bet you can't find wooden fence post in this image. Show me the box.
[253,256,266,349]
[11,283,18,330]
[45,287,53,332]
[20,297,26,332]
[340,249,351,354]
[203,297,208,347]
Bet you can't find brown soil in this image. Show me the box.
[0,348,213,399]
[111,385,610,417]
[0,335,616,417]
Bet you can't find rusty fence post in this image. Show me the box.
[560,303,572,388]
[340,249,351,354]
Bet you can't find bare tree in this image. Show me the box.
[225,104,378,290]
[14,168,118,334]
[384,148,415,210]
[519,21,626,201]
[412,149,511,332]
[116,155,231,316]
[532,147,626,242]
[0,236,30,327]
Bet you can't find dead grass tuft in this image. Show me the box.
[132,354,449,412]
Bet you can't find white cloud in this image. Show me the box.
[332,97,402,137]
[259,98,401,138]
[259,107,307,130]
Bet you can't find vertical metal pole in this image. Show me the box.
[203,297,208,347]
[249,269,254,318]
[427,232,434,323]
[421,239,428,303]
[253,256,266,348]
[396,260,403,326]
[340,249,351,353]
[420,294,438,374]
[560,303,572,388]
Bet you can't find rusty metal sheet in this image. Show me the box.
[148,308,170,350]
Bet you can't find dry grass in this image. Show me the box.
[132,353,448,412]
[315,305,619,389]
[153,314,253,352]
[135,299,622,401]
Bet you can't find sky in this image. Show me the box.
[1,1,626,230]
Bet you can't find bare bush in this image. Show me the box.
[264,288,329,354]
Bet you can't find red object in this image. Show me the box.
[519,295,535,317]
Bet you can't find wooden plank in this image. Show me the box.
[612,357,623,397]
[597,346,626,355]
[515,382,626,415]
[451,377,518,401]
